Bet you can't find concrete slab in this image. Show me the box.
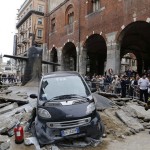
[92,93,113,110]
[0,135,9,143]
[0,111,25,134]
[0,95,29,104]
[116,109,144,132]
[0,103,18,115]
[128,104,150,121]
[8,86,38,107]
[0,102,11,108]
[0,103,33,124]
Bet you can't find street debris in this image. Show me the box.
[0,135,10,150]
[0,84,150,150]
[24,137,41,150]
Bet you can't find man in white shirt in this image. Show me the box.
[138,73,149,103]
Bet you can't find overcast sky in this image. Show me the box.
[0,0,25,62]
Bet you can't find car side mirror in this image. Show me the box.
[30,94,38,99]
[90,88,97,93]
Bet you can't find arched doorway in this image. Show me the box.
[62,42,77,71]
[83,34,107,76]
[50,47,58,72]
[118,21,150,75]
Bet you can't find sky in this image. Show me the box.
[0,0,25,62]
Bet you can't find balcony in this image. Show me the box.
[17,42,23,47]
[16,9,44,29]
[65,23,74,35]
[22,38,29,44]
[20,29,26,35]
[35,38,43,44]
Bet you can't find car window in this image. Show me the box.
[39,75,90,100]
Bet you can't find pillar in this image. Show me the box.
[105,32,120,75]
[42,43,48,75]
[79,46,87,76]
[57,47,63,71]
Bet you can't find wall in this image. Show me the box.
[48,0,65,12]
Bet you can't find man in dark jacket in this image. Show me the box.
[121,76,127,98]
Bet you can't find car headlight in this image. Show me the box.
[86,102,96,114]
[38,108,51,118]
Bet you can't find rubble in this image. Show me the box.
[0,102,11,108]
[0,102,18,115]
[0,135,10,150]
[24,137,41,150]
[0,84,150,150]
[116,109,144,132]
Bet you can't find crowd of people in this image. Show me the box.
[85,69,150,103]
[0,73,20,84]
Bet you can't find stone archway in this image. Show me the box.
[50,47,58,72]
[83,34,107,76]
[118,21,150,75]
[62,42,77,71]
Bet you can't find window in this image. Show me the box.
[51,18,55,32]
[38,5,44,12]
[29,4,32,10]
[37,29,42,38]
[26,20,28,28]
[92,0,100,12]
[38,18,42,25]
[132,60,135,66]
[87,0,100,14]
[65,5,74,25]
[68,12,74,25]
[5,67,11,71]
[37,44,42,48]
[65,5,74,34]
[29,17,31,26]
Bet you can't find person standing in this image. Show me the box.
[138,73,149,103]
[121,76,127,98]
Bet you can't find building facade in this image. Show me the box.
[16,0,47,75]
[45,0,150,76]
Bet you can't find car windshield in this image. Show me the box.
[39,75,90,101]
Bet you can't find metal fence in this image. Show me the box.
[86,81,140,99]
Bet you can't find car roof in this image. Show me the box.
[43,71,81,79]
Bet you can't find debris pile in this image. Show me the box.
[0,86,149,150]
[97,92,150,140]
[0,85,36,150]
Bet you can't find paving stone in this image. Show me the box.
[0,112,25,134]
[0,102,11,108]
[0,103,18,115]
[128,104,150,121]
[0,140,10,150]
[0,135,9,144]
[116,109,144,132]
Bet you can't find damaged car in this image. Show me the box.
[30,71,104,145]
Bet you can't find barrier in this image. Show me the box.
[86,80,140,99]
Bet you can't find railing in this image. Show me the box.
[86,80,140,99]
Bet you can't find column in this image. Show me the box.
[105,32,120,75]
[42,43,48,74]
[57,47,63,71]
[79,46,87,76]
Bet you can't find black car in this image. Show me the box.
[30,71,104,145]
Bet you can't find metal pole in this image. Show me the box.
[78,0,81,72]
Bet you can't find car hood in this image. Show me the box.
[38,99,95,122]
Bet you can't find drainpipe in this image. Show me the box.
[78,0,81,72]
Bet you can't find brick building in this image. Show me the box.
[45,0,150,76]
